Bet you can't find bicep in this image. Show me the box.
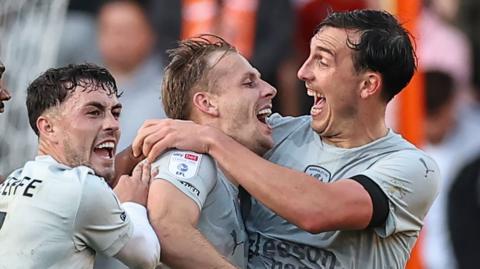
[322,179,374,230]
[147,179,201,228]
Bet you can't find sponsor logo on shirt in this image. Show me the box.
[168,151,202,179]
[304,165,331,182]
[249,233,339,269]
[185,153,198,161]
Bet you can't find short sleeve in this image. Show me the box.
[73,175,133,256]
[359,150,440,237]
[151,150,217,209]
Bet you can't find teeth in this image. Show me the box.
[97,142,114,149]
[307,89,324,99]
[257,108,272,116]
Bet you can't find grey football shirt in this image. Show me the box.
[246,114,440,269]
[0,155,132,269]
[152,150,247,268]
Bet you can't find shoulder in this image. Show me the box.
[268,113,310,130]
[152,149,216,175]
[267,114,312,143]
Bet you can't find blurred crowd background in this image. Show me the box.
[1,0,480,269]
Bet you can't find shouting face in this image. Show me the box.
[47,87,122,180]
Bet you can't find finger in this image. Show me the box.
[141,162,151,185]
[132,124,163,157]
[147,139,170,163]
[131,162,143,180]
[142,129,168,159]
[116,175,129,184]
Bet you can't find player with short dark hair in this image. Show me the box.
[0,63,160,269]
[133,10,440,268]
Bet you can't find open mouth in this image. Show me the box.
[307,89,326,114]
[256,107,272,124]
[93,141,115,159]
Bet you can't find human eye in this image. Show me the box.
[243,79,257,88]
[112,108,121,119]
[316,56,329,67]
[87,108,103,117]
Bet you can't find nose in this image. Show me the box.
[103,111,120,133]
[262,80,277,100]
[0,87,11,101]
[297,58,313,82]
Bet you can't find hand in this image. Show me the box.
[132,119,217,162]
[113,162,155,206]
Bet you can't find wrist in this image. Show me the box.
[201,125,222,155]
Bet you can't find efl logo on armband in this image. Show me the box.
[169,151,202,179]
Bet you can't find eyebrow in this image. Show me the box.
[242,69,261,80]
[84,101,122,110]
[314,45,335,57]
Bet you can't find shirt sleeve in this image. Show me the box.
[359,150,441,237]
[73,175,133,256]
[151,150,217,210]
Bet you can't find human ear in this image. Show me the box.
[192,91,219,117]
[37,114,58,142]
[360,72,381,99]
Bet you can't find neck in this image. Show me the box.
[322,103,388,148]
[37,140,68,167]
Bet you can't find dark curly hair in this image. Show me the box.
[26,63,121,135]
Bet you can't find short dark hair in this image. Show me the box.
[162,34,236,119]
[316,9,417,102]
[26,63,121,136]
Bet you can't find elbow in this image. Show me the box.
[129,243,161,269]
[132,256,160,269]
[289,209,326,234]
[296,217,325,234]
[129,230,161,269]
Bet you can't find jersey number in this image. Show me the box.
[0,211,6,230]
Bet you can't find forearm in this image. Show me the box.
[154,221,236,269]
[114,146,144,187]
[207,131,370,232]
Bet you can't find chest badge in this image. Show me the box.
[304,165,331,182]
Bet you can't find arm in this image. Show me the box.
[76,163,160,269]
[113,146,144,187]
[147,180,237,269]
[204,130,373,233]
[132,119,373,233]
[113,162,160,268]
[114,202,161,269]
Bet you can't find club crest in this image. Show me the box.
[304,165,331,182]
